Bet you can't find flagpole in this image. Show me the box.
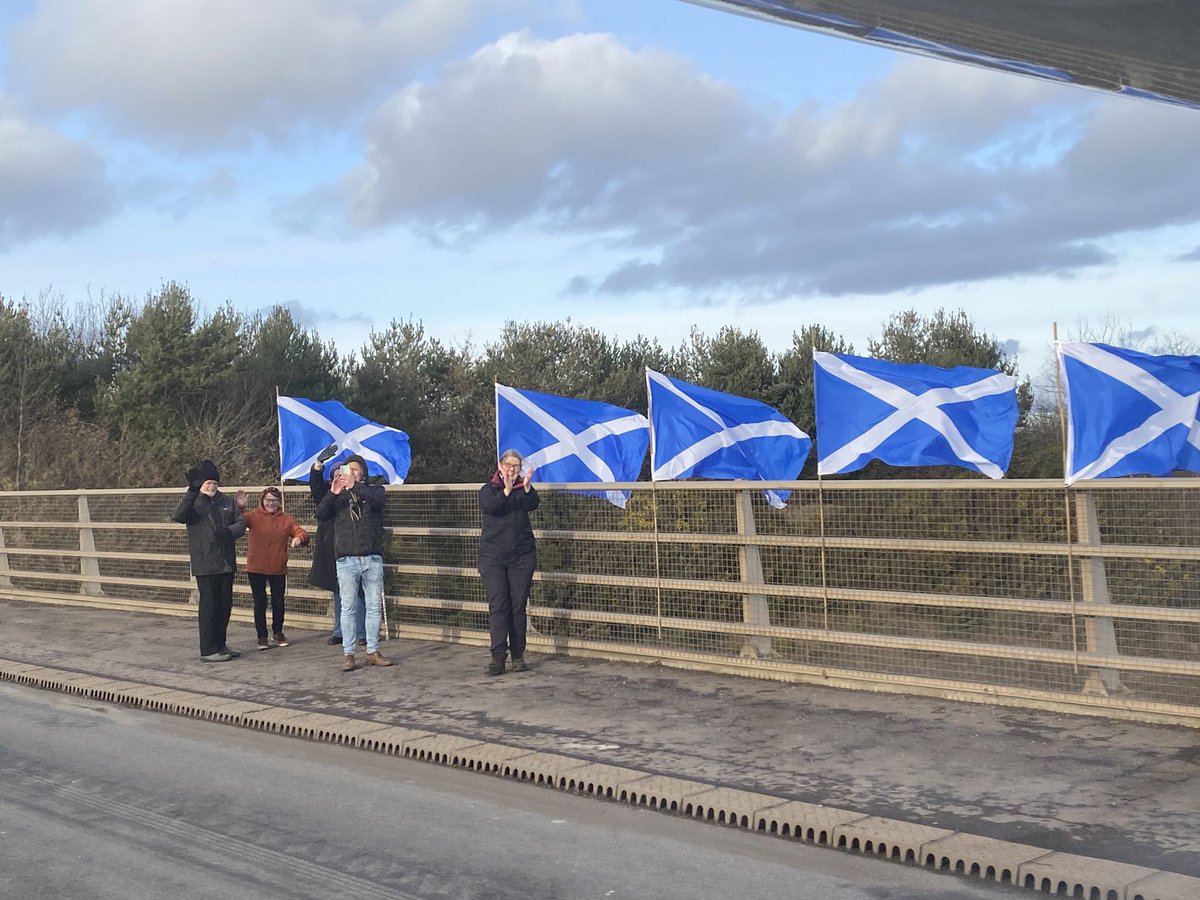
[644,368,664,643]
[1052,324,1081,672]
[651,482,663,643]
[275,385,286,511]
[811,335,831,631]
[816,472,830,631]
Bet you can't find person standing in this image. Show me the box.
[477,449,539,676]
[241,486,308,650]
[315,453,392,671]
[308,446,367,648]
[172,459,246,662]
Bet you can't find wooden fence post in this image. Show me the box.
[0,526,11,589]
[735,490,772,658]
[78,496,105,596]
[1074,490,1122,694]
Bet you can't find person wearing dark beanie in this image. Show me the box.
[173,459,246,662]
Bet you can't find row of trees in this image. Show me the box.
[0,283,1185,490]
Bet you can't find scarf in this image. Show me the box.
[489,469,525,490]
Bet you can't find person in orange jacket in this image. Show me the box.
[240,486,309,650]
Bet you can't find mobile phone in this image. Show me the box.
[338,465,352,477]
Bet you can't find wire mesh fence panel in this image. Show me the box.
[1,479,1198,722]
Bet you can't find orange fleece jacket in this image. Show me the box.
[243,507,309,575]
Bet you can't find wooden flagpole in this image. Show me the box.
[812,336,831,630]
[1052,325,1081,671]
[275,386,286,510]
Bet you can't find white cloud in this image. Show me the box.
[318,35,1200,301]
[338,30,750,233]
[6,0,483,149]
[0,102,113,247]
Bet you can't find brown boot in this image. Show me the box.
[365,651,393,667]
[485,655,506,676]
[510,657,528,673]
[342,654,356,672]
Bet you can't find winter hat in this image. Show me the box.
[196,459,220,484]
[344,454,368,475]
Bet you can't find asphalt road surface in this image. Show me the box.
[0,683,1024,899]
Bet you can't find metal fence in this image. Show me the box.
[2,479,1198,725]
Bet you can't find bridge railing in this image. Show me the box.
[1,479,1197,724]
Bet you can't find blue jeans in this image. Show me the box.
[331,588,366,641]
[335,555,383,655]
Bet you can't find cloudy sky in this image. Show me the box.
[2,0,1198,377]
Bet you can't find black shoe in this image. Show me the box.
[220,647,241,659]
[510,657,528,673]
[327,635,342,645]
[485,657,506,676]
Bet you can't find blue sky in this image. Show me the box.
[2,0,1198,381]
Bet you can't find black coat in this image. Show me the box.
[477,481,539,566]
[172,489,246,577]
[307,466,339,591]
[315,482,386,559]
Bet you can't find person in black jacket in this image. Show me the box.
[315,453,392,671]
[477,449,539,676]
[308,445,366,648]
[172,459,246,662]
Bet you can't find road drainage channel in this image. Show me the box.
[1,659,1195,900]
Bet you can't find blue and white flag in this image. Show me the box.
[277,396,411,484]
[646,369,811,509]
[496,384,649,509]
[1058,342,1200,484]
[813,351,1018,479]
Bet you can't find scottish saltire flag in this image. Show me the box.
[646,369,810,509]
[813,352,1018,479]
[496,384,649,508]
[277,396,411,484]
[1058,342,1200,484]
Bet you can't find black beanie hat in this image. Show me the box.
[196,459,220,484]
[344,454,368,474]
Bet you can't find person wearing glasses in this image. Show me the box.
[240,486,309,651]
[477,449,539,676]
[315,453,392,671]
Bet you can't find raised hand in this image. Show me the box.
[316,443,339,465]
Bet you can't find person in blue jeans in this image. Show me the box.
[315,453,392,671]
[331,589,367,646]
[308,449,367,647]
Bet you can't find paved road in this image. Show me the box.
[1,601,1195,881]
[0,684,1025,899]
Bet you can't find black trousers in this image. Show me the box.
[196,572,234,656]
[479,550,536,660]
[248,572,286,640]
